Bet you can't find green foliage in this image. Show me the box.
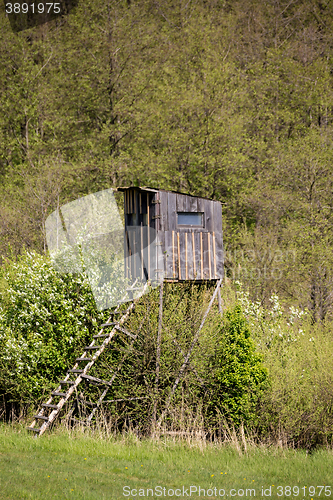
[206,305,268,427]
[0,252,105,403]
[1,0,333,323]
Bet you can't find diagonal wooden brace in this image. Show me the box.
[156,278,222,428]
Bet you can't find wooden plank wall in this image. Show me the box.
[163,192,224,281]
[164,230,222,280]
[123,188,224,282]
[124,188,160,282]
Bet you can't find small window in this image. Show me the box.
[177,212,204,227]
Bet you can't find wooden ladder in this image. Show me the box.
[27,284,145,437]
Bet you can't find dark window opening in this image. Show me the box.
[177,212,204,227]
[127,213,138,226]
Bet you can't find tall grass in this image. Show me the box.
[1,424,333,500]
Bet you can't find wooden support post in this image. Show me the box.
[171,337,205,387]
[141,225,144,280]
[218,287,223,315]
[208,233,212,280]
[213,232,217,279]
[200,232,203,279]
[147,194,150,279]
[177,233,181,280]
[185,233,188,280]
[172,231,175,278]
[152,280,163,428]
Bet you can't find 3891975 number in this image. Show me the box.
[276,486,331,496]
[5,3,61,14]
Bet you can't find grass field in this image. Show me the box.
[0,425,332,500]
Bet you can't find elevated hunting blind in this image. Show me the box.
[118,187,224,282]
[28,187,224,437]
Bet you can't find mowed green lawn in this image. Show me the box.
[0,425,332,500]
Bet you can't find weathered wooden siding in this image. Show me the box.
[121,187,224,282]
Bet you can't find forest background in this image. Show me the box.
[1,0,333,447]
[1,0,333,320]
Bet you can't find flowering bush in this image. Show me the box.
[0,252,106,403]
[235,281,309,348]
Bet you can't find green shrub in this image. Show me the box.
[206,304,269,427]
[0,251,106,404]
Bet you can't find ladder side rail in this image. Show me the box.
[86,287,149,423]
[35,295,140,436]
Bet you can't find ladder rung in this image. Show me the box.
[93,333,110,339]
[84,346,102,350]
[60,380,75,384]
[34,415,49,421]
[68,369,84,374]
[76,357,92,362]
[101,322,116,327]
[27,427,41,433]
[52,391,67,397]
[42,404,58,409]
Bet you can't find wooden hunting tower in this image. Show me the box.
[118,187,224,282]
[28,187,225,437]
